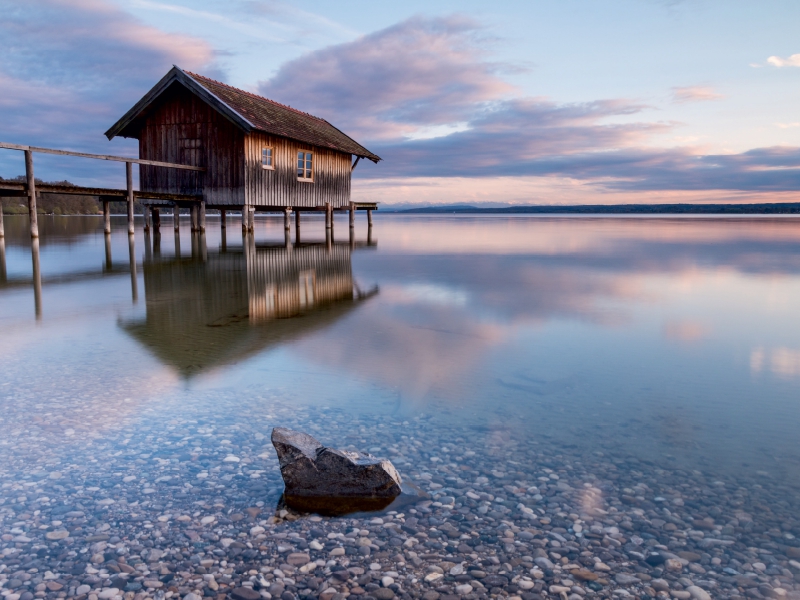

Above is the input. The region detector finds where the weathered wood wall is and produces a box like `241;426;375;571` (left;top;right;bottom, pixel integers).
243;132;352;209
138;83;245;205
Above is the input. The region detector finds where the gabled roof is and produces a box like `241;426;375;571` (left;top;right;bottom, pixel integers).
105;66;381;163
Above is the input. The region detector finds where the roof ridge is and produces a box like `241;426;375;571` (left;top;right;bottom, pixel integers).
184;70;328;124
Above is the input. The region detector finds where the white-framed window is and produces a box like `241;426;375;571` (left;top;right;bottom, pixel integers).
261;147;274;170
297;150;313;181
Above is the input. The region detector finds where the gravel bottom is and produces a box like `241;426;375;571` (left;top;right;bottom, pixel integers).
1;392;800;600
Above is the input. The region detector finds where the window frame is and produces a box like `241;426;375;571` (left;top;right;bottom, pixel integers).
297;149;314;182
261;146;274;170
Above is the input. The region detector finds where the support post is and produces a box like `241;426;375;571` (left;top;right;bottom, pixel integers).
153;208;160;230
284;206;291;230
25;150;39;238
190;204;199;232
199;201;206;232
128;232;137;303
367;209;373;227
221;227;227;252
349;223;355;250
153;230;161;258
349;201;355;229
144;230;152;263
126;161;134;235
284;227;292;250
200;232;207;262
173;205;180;232
242;206;248;235
143;205;151;232
0;200;4;238
103;201;111;234
220;209;226;229
31;238;41;320
295;210;301;244
104;232;112;271
326;226;332;253
325;202;332;229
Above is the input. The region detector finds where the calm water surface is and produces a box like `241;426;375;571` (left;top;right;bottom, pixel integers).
1;214;799;600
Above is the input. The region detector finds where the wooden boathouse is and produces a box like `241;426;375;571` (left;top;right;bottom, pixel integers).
105;66;381;232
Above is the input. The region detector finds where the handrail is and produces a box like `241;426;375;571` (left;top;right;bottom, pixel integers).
0;142;205;171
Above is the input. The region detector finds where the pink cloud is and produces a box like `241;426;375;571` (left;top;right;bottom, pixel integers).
671;85;724;103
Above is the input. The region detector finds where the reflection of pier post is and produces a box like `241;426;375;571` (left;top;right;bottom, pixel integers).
0;237;6;282
173;205;180;232
349;201;355;230
200;233;207;262
221;227;227;252
104;233;113;270
220;209;227;229
152;208;161;231
349;224;355;250
143;205;151;232
174;230;181;259
191;232;199;260
326;227;332;253
153;230;161;258
367;225;373;246
0;202;4;238
128;234;138;303
31;238;42;320
295;210;301;244
144;230;152;263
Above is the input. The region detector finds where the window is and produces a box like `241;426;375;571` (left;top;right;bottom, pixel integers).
297;150;313;181
261;147;274;169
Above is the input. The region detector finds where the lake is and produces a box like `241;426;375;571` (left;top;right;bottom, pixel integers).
1;214;799;600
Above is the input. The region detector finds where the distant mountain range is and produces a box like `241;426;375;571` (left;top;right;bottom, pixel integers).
381;203;800;214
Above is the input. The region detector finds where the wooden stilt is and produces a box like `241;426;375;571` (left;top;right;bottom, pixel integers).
221;227;227;252
242;206;248;234
143;205;151;232
199;201;206;232
191;232;199;259
128;232;137;303
200;232;207;262
25;150;39;239
349;223;355;250
284;206;291;230
173;204;180;232
248;206;255;232
153;208;160;230
31;238;42;320
190;205;199;232
0;201;4;238
367;224;373;246
103;201;111;234
284;227;292;250
325;202;332;229
349;201;355;229
295;209;301;244
126;161;134;235
153;230;161;257
326;227;332;252
174;229;181;259
104;232;112;270
220;209;227;229
367;209;373;227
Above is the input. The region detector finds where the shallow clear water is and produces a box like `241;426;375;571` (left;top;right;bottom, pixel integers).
1;214;800;600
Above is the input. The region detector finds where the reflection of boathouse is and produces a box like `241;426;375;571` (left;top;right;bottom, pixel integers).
123;240;376;377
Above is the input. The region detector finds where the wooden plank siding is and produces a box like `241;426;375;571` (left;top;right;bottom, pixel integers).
243;132;352;209
138;83;245;205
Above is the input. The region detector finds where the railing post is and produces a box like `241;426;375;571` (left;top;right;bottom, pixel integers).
25;150;39;238
126;161;134;235
103;201;111;234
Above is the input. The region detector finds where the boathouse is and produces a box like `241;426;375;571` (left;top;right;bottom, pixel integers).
105;66;380;230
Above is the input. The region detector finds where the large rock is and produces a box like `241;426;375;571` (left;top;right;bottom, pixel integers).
272;427;403;499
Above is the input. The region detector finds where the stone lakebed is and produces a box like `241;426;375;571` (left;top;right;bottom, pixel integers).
1;397;800;600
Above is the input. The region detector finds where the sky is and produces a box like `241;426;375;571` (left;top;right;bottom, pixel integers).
1;0;799;205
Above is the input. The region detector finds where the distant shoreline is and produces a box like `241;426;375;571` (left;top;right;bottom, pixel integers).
386;203;800;215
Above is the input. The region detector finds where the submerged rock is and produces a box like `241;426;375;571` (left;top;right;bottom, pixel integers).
271;427;403;499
